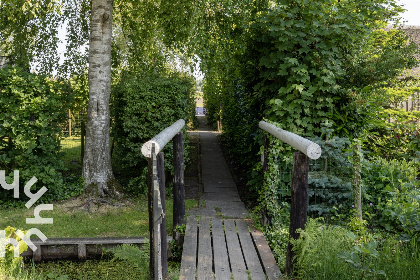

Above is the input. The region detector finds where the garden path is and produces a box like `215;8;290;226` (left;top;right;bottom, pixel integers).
180;117;281;280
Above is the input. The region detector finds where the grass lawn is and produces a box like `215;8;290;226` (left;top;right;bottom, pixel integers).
60;136;83;174
61;136;82;162
0;135;199;237
0;196;198;238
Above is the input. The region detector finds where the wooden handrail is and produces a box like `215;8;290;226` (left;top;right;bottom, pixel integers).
259;121;321;159
142;119;186;280
259;120;322;277
142;119;185;157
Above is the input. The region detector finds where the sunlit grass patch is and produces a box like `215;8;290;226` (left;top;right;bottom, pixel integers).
1;196;198;238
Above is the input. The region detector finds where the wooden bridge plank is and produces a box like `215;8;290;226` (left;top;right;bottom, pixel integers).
250;226;282;280
197;219;213;280
236;220;266;280
224;219;247;280
212;219;231;280
180;216;198;280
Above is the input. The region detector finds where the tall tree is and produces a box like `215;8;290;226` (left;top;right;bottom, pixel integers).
82;0;118;196
0;0;62;73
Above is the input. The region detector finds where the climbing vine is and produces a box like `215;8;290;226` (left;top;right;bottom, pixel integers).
194;0;418;222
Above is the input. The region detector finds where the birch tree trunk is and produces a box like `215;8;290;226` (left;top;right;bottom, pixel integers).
83;0;117;196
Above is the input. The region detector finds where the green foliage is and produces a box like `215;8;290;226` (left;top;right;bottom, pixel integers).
261;204;290;270
169;224;186;262
35;259;149;280
290;218;420;279
68;72;89;113
0;67;69;207
0;226;28;274
109;242;150;277
111;72;195;194
360;82;420;160
291;218;354;279
59;0;90;77
0;0;63;74
195;0;418;229
338;232;385;279
362;157;420;234
307;122;353;218
111;0;200;76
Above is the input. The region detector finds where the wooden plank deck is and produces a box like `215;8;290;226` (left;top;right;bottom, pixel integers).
180;217;282;280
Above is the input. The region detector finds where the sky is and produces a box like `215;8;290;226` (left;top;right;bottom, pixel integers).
399;0;420;25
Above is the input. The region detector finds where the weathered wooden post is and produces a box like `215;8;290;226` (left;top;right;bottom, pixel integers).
352;140;363;222
258;121;321;277
261;134;271;226
157;153;168;279
173;131;185;241
147;145;160;280
147;150;153;278
142;119;186;280
81;121;85;163
68;109;72;137
285;152;309;275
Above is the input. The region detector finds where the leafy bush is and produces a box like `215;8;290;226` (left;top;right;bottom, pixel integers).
290;218;420;279
111;72;195;194
200;0;418;227
109;242;149;278
291;218;354;279
0;67;69;207
361;83;420;160
0;226;29;275
363;157;420;234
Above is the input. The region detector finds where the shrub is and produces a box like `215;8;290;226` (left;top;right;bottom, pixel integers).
109;243;149;277
0;67;69;207
291;218;420;279
362;157;420;234
291;218;354;279
111;72;195;194
0;226;29;275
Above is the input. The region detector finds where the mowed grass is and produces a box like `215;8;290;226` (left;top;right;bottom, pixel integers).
60;136;83;174
0;197;198;238
1;136;199;238
61;136;82;162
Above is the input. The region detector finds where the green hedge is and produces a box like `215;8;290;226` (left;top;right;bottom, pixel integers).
0;67;69;207
111;72;195;194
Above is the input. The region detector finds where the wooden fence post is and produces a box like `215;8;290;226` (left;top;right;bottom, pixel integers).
285;152;309;276
148;150;155;280
173;132;185;240
157;153;168;279
141;119;186;280
81;121;85;163
262;134;271;226
353;141;362;221
68;109;72;137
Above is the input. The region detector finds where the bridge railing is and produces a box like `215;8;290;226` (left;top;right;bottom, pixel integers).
259;121;322;277
142;119;186;280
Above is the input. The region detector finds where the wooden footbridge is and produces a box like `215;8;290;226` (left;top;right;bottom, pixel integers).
142;117;320;279
180;217;280;280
